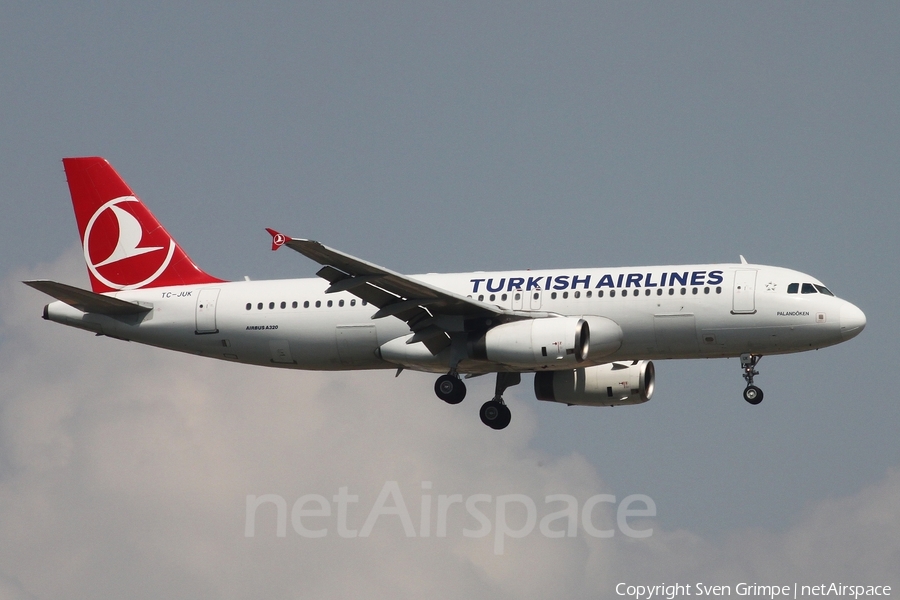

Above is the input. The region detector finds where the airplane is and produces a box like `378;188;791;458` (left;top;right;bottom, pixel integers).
24;157;867;430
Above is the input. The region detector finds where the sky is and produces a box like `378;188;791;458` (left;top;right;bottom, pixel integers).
1;3;899;598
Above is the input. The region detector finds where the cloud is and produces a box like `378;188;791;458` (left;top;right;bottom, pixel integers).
1;249;897;599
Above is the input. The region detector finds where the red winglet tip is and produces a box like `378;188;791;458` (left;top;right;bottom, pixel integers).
266;228;290;251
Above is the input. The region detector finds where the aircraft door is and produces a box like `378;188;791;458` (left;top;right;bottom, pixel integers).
529;289;542;310
512;288;524;311
195;288;220;334
732;270;757;314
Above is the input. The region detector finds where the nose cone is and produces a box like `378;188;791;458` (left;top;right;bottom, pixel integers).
840;302;866;341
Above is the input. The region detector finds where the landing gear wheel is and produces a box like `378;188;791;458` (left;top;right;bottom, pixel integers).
477;373;519;429
480;400;511;430
435;374;466;404
739;354;764;405
743;385;763;405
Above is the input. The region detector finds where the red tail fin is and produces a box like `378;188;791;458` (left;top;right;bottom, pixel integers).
63;157;224;292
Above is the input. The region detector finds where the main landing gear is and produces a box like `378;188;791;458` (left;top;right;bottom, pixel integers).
479;373;519;430
433;371;520;430
434;373;466;404
741;353;764;405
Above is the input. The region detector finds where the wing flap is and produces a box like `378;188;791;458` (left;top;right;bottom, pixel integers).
325;275;384;294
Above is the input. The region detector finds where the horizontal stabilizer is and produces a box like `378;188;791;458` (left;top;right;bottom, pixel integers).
22;280;151;315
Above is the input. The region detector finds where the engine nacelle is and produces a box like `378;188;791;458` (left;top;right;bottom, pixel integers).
579;316;625;361
472;316;623;369
472;317;588;368
534;361;655;406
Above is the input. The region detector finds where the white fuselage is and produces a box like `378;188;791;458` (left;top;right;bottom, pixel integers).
44;262;863;374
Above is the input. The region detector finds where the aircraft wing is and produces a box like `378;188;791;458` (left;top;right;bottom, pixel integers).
266;229;511;352
23;280;151;315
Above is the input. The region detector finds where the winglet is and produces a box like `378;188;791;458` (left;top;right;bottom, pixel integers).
266;228;291;251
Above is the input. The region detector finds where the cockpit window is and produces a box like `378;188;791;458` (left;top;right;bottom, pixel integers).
789;282;834;296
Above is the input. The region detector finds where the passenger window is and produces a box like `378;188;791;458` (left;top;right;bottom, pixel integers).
489;294;496;301
598;290;604;298
280;301;286;309
788;283;799;294
351;299;356;306
692;288;698;295
478;295;484;301
315;300;321;308
586;291;592;298
269;302;275;309
704;287;710;294
562;292;568;299
680;288;687;295
327;300;333;307
802;283;817;294
304;301;309;308
574;291;580;299
533;292;540;300
551;292;557;299
657;289;663;296
814;285;834;296
502;294;508;301
515;293;521;300
339;299;345;307
257;303;263;310
245;303;251;310
668;289;674;296
716;287;722;294
292;301;298;308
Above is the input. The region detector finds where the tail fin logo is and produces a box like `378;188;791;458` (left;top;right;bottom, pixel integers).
83;196;176;290
266;228;291;251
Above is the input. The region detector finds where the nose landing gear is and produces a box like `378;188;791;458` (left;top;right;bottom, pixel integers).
740;353;764;405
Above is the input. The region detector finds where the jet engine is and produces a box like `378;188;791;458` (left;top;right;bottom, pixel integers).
534;361;655;406
471;316;623;369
